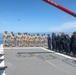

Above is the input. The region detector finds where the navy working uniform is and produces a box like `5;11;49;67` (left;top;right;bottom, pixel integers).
61;33;66;52
52;33;57;51
73;32;76;57
65;35;71;55
70;34;74;53
47;34;51;50
56;34;61;52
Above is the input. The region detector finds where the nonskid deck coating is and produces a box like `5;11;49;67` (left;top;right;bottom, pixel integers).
3;47;76;75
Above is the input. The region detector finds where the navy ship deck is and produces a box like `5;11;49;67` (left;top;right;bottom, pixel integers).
0;46;76;75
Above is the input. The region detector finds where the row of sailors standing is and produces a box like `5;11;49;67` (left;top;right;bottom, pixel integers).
47;32;76;57
3;31;47;47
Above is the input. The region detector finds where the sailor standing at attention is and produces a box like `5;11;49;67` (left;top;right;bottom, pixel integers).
22;34;24;46
28;34;31;46
34;34;36;47
30;35;32;47
47;34;51;50
43;34;47;46
31;35;34;47
11;34;15;47
23;33;26;46
33;34;35;46
16;33;20;46
9;32;13;46
36;34;40;47
35;34;37;47
41;34;44;47
25;33;28;47
26;34;30;47
19;33;22;47
3;31;9;46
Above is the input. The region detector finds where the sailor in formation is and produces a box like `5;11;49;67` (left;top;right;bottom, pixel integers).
9;32;13;46
19;33;22;47
3;32;47;47
3;31;76;57
41;34;44;46
36;34;40;47
3;31;9;46
23;33;26;46
11;34;15;47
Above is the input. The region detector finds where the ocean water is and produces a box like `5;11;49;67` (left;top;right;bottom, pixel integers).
0;33;3;44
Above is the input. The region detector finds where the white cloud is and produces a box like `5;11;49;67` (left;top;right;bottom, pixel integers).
49;21;76;32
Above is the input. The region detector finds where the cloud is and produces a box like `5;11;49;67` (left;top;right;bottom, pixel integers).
49;21;76;32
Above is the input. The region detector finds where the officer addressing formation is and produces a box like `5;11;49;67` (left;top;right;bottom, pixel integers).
3;31;76;57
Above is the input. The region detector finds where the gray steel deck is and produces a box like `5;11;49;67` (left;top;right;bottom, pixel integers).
1;47;76;75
